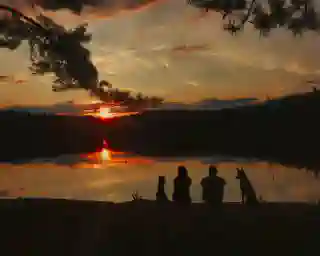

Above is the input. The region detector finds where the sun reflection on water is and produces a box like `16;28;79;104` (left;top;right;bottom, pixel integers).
82;143;154;168
83;140;128;168
100;148;112;161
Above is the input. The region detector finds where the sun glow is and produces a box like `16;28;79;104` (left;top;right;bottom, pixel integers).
81;139;156;168
83;105;140;119
83;106;115;119
98;107;113;119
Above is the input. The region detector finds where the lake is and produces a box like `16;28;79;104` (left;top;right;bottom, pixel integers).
0;148;319;203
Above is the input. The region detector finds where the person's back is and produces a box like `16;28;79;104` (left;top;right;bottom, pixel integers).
173;166;192;204
201;166;226;205
211;175;226;204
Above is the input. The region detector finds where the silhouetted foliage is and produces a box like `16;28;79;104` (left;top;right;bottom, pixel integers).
0;5;102;93
0;5;164;108
188;0;320;36
98;86;164;109
132;191;143;201
1;1;319;106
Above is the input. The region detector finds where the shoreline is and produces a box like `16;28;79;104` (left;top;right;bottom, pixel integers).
1;198;319;255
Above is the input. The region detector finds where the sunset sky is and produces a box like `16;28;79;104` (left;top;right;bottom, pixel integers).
1;0;320;106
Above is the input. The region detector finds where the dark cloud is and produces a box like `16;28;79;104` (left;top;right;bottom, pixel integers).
32;0;162;15
0;75;11;81
0;75;27;84
1;101;83;115
160;97;259;110
33;0;92;13
171;44;211;53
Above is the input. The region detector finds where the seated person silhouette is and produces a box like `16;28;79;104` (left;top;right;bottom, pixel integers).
172;166;192;204
156;176;168;202
201;165;226;206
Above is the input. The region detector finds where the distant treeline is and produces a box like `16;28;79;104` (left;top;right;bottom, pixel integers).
0;111;106;161
1;91;320;175
105;90;320;174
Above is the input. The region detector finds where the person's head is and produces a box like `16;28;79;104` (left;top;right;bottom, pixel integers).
177;165;188;178
209;165;218;176
158;176;166;185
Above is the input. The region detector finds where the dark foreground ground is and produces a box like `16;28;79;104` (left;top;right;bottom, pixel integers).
0;198;319;255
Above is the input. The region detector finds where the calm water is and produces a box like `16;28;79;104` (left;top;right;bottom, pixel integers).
0;149;319;203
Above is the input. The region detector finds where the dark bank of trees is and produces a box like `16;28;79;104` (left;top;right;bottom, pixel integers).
1;90;320;174
0;111;105;161
104;90;320;175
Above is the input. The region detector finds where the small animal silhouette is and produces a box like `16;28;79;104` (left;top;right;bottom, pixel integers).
236;168;259;205
156;176;169;202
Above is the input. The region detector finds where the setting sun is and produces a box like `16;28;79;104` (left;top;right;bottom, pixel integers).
83;104;140;119
98;107;113;119
83;106;115;119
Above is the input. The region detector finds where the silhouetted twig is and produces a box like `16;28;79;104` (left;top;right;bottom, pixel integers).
188;0;320;36
132;191;143;201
